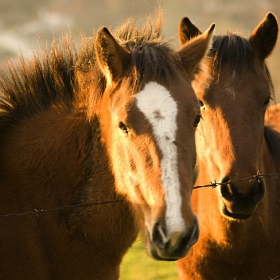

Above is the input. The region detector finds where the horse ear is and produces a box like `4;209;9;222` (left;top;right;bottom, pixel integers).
95;27;131;85
177;23;215;80
249;12;278;60
178;17;202;45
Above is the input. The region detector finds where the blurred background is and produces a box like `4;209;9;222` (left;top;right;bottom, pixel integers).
0;0;279;101
0;1;279;279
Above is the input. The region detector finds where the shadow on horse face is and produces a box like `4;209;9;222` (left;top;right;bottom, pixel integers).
178;13;278;220
94;23;215;260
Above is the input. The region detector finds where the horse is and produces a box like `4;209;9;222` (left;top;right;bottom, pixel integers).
177;12;280;279
0;13;215;280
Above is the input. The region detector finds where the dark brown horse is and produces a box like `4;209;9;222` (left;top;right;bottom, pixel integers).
177;13;280;279
0;13;215;280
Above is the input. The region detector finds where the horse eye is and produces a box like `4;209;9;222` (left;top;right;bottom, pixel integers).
119;122;129;133
263;96;272;108
193;114;202;127
199;100;206;110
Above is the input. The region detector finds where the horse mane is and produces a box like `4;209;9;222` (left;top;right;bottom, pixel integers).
209;33;274;93
0;34;77;127
264;126;280;158
0;11;179;127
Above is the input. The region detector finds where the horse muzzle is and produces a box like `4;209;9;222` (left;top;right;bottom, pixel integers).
220;176;265;219
146;217;199;261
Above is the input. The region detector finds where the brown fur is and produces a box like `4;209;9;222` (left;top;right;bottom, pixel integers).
177;12;280;279
0;12;214;280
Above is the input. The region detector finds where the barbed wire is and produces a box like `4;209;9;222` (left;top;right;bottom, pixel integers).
0;200;123;218
193;172;280;189
0;172;280;218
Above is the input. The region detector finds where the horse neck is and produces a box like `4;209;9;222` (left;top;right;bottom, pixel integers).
0;108;138;275
260;127;280;222
0;107;136;232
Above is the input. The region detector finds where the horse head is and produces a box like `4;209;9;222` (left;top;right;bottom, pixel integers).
94;20;214;259
178;13;278;219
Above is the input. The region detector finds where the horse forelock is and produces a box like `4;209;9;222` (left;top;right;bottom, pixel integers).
210;34;255;77
116;13;183;90
205;33;275;97
74;10;179;114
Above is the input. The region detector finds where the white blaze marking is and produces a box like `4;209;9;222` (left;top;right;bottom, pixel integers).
135;81;185;235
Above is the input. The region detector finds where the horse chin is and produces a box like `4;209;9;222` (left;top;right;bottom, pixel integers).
222;207;251;220
146;241;193;261
221;204;252;220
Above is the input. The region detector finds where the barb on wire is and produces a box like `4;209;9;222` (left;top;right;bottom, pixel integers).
193;172;280;190
0;200;123;218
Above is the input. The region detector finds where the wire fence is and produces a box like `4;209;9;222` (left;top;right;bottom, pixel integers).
0;172;280;218
0;200;123;218
193;172;280;189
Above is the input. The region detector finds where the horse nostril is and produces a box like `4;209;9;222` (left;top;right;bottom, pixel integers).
221;175;265;202
222;176;230;184
183;218;199;247
220;176;235;201
253;178;265;202
152;222;167;249
152;219;199;249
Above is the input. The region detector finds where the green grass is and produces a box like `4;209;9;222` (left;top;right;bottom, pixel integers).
120;238;178;280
